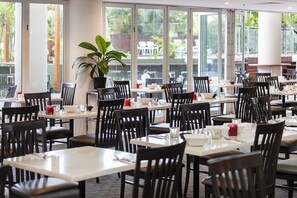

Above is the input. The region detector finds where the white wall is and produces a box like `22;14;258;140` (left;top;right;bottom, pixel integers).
67;0;102;135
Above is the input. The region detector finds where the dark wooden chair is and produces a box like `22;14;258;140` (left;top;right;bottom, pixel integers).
180;103;241;197
113;80;131;98
251;96;272;124
1;120;79;198
249;82;286;118
132;141;186;198
97;87;120;100
150;92;193;134
207;151;266;198
193;76;209;94
212;87;256;125
162;83;183;103
161;83;183;123
54;82;76;126
60;83;76;106
2;105;39;123
276;157;297;198
256;72;271;82
70;98;124;148
24;92;73;150
0;166;8;198
114;108;150;198
203;121;285;198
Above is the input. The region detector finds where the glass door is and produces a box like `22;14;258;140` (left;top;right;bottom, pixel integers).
104;5;132;82
28;2;64;92
137;6;164;92
169;9;188;89
0;2;22;97
192;11;220;83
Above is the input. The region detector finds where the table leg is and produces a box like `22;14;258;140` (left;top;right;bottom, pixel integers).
79;181;86;198
193;156;200;198
70;119;74;133
282;95;285;107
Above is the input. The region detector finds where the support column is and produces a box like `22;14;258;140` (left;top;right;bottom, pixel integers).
258;12;281;75
67;0;102;135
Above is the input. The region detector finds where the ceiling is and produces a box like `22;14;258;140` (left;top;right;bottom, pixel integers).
105;0;297;13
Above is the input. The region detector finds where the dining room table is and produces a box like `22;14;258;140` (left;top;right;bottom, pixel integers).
269;88;297;107
0;94;63;107
3;146;139;198
131;87;164;98
130;121;297;198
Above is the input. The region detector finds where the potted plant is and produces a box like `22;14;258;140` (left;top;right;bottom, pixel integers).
73;35;127;89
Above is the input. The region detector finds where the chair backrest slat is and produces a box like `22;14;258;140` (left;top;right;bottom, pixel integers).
24;92;52;111
236;87;256;122
61;83;76;106
252;121;284;196
162;83;183;103
97;87;120;100
133;142;186;198
115;108;149;153
193;76;210;94
170;92;194;128
95;98;124;147
2;106;39;123
208;151;266;198
113;80;131;98
251;96;272;124
180;103;211;131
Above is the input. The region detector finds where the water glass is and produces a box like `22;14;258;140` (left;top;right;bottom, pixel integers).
220;92;225;99
170;127;180;139
80;104;87;112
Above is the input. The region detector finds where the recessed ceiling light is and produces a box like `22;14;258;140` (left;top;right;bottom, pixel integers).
288;6;293;10
225;2;230;5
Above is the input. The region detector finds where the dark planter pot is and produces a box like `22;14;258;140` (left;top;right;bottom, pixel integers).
93;77;107;89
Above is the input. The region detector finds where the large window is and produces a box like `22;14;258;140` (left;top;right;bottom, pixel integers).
192;11;220;81
104;4;225;90
137;7;164;88
0;2;22;97
169;9;188;87
29;3;64;93
105;6;132;81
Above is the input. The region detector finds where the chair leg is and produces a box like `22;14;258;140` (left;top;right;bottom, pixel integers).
288;180;294;198
205;185;211;198
96;177;100;183
183;155;191;197
49;140;53;151
120;173;126;198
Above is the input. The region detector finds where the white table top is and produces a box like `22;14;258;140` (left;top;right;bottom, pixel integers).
131;88;164;94
210;83;243;88
0;97;62;104
131;123;297;157
270;89;297;96
194;97;237;104
124;102;171;111
3;146;137;182
38;110;98;119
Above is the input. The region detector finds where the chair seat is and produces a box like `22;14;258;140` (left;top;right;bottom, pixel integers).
11;177;78;197
43;126;73;139
212;114;235;125
202;150;243;160
281;139;297;147
277;158;297;175
70;134;96;147
69;134;118;148
149;123;170;134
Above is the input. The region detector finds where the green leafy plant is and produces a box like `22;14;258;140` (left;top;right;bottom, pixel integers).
73;35;127;78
